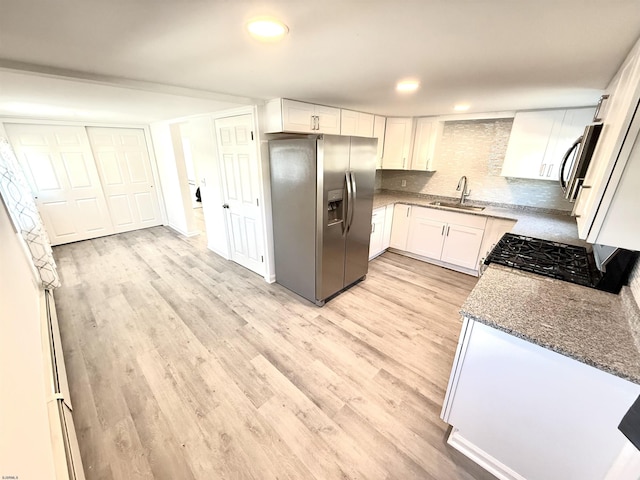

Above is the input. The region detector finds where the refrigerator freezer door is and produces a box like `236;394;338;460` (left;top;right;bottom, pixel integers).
269;137;318;302
344;136;377;286
317;135;350;301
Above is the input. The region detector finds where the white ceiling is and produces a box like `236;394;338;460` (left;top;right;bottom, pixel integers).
1;1;640;122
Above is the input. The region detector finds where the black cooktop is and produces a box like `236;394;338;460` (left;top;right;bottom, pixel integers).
484;233;600;287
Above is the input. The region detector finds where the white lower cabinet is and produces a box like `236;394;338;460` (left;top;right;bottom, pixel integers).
386;203;508;274
401;205;487;273
439;223;485;270
389;203;411;249
369;204;394;260
406;211;446;259
442;318;640;480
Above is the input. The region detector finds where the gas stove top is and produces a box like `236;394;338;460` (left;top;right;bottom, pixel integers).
484;233;599;287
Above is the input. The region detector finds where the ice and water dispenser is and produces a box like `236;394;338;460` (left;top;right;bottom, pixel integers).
327;189;344;226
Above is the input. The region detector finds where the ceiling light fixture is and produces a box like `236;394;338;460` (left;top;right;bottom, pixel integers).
247;18;289;40
454;104;471;112
396;80;420;93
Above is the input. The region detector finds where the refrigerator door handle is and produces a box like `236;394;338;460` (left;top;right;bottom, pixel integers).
344;171;352;236
348;171;357;233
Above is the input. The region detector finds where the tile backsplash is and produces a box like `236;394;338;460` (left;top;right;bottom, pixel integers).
380;118;575;211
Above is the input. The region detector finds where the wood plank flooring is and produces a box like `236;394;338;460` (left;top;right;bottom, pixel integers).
52;225;497;480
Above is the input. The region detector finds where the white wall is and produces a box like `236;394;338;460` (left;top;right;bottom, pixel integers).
0;197;57;479
182;116;230;258
149;121;197;236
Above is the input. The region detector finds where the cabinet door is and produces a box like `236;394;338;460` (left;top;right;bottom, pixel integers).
501;110;565;180
544;107;595;180
341;109;359;136
447;320;640;480
369;208;385;259
373;115;386;169
382;204;394;249
406;206;446;259
356;112;374;137
316;105;341;134
411;117;441;171
389;203;411;249
281;99;315;133
341;110;374;137
440;223;484;270
382;117;413;169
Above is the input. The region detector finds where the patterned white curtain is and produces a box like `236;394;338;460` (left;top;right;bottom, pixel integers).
0;136;60;289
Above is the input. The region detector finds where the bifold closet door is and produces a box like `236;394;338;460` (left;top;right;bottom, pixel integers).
5;124;115;246
86;127;162;233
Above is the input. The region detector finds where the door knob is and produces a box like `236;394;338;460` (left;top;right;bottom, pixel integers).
222;203;229;209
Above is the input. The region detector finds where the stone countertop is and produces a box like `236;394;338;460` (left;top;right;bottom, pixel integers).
461;265;640;384
373;191;585;246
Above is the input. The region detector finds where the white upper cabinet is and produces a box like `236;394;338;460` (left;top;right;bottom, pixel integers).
373;115;386;169
381;117;414;170
340;109;374;137
264;99;341;134
574;37;640;249
410;117;442;171
501;107;595;181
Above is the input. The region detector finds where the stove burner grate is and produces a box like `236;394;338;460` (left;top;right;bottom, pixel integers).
484;233;599;287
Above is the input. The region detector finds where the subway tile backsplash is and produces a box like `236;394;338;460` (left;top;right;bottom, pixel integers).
380;118;575;211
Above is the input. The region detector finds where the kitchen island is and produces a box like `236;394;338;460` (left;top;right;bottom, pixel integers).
440;264;640;480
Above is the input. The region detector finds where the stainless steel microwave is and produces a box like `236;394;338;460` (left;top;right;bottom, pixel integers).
559;122;603;201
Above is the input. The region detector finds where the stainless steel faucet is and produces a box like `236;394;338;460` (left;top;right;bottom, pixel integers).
456;176;471;204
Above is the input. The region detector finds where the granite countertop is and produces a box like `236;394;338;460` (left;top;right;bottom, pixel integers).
373;190;585;246
461;265;640;384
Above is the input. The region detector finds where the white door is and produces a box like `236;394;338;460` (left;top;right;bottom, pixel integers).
5;124;114;246
440;223;484;270
214;114;264;275
87;127;162;233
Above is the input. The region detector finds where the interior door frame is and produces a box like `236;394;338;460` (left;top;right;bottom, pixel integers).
0;117;168;228
211;105;274;283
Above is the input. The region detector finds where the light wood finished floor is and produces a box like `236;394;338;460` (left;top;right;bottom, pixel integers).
53;225;497;480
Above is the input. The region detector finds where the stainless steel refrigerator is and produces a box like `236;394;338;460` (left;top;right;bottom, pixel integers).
269;134;376;305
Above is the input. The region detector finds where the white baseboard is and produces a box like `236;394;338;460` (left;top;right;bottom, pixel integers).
207;243;230;260
166;224;200;237
266;273;276;284
387;248;479;277
447;429;527;480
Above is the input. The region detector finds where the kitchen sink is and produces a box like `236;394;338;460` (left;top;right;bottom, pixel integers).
428;201;485;212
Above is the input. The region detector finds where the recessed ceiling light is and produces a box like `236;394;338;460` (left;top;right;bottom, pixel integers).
396;80;420;93
454;104;471;111
247;18;289;40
